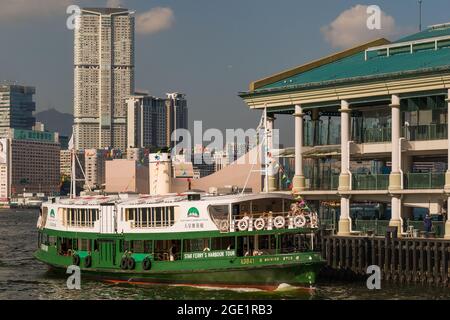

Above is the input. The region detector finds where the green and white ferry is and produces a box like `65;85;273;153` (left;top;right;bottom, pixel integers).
35;192;324;288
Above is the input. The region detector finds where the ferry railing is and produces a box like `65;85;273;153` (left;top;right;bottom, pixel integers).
230;210;318;232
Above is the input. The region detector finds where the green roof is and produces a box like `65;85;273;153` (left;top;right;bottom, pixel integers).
245;24;450;95
396;24;450;43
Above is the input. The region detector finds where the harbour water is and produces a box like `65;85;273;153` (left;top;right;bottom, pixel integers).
1;209;449;300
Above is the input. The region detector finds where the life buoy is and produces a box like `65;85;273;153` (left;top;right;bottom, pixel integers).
127;257;136;270
219;220;229;232
120;257;128;270
294;215;306;228
142;257;152;271
273;216;286;229
237;218;249;231
84;255;92;268
254;218;265;231
72;254;80;266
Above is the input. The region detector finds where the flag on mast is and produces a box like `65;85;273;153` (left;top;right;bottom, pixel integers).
68;134;74;150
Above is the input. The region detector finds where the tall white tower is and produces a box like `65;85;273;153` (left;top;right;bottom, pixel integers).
73;8;135;151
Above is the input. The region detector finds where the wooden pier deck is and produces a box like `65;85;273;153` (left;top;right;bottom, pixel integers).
318;232;450;287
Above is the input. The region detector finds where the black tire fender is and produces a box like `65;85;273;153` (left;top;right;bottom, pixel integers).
142;257;152;271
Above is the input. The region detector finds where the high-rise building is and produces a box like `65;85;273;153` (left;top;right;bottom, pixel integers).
0;128;60;200
0;85;36;137
166;93;188;149
126;93;188;149
73;8;135;151
126;94;167;149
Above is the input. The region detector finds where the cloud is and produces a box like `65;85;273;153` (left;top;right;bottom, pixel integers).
0;0;72;21
321;5;408;49
136;7;174;35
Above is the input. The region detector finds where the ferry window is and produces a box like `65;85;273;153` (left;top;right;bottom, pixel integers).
76;239;91;251
256;235;276;255
184;238;209;252
154;240;181;261
280;233;307;253
40;233;49;246
208;205;229;229
48;236;57;246
58;237;73;256
211;237;234;251
65;208;99;228
125;207;176;228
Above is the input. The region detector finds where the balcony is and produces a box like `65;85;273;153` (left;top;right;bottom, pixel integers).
306;173;340;191
349;123;448;145
404;172;445;189
403;124;447;141
354;127;391;143
352;174;390;190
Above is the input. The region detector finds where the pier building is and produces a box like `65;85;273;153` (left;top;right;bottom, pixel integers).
239;23;450;238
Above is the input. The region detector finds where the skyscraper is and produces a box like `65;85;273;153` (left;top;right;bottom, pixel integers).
73;8;135;151
0;85;36;138
126;94;167;149
166;93;188;149
126;93;188;150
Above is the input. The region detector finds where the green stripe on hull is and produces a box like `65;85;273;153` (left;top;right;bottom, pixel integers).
35;249;324;286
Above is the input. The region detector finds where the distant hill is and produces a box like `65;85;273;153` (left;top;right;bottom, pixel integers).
35;108;73;136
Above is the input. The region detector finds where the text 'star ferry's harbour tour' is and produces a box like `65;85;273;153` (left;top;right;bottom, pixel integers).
34;192;324;289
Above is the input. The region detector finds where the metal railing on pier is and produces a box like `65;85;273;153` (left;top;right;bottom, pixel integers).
353;219;390;236
354;127;391;143
404;172;445;189
403;124;447;141
352;174;390;190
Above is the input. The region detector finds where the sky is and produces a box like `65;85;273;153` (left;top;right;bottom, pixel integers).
0;0;449;146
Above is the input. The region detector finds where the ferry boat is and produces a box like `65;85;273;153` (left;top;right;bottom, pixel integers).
34;192;325;288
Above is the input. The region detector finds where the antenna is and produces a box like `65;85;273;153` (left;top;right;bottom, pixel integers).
419;0;423;31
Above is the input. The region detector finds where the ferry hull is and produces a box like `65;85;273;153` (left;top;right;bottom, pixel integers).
35;250;324;287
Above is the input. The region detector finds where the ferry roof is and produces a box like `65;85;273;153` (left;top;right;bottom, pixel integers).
50;193;294;206
240;24;450;96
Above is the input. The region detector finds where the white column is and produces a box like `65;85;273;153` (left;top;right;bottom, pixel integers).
390;196;402;236
338;196;351;235
338;100;350;191
292;104;305;192
389;94;402;190
337;100;351;235
266;115;277;192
